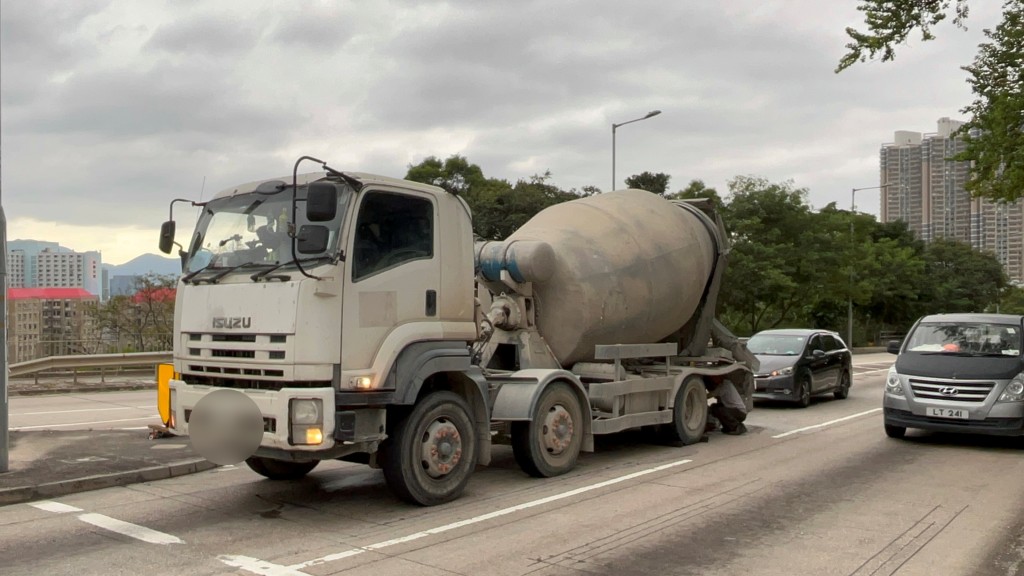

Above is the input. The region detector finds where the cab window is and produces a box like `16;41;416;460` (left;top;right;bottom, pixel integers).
352;192;434;281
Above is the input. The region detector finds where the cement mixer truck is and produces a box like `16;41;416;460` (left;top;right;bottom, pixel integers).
156;156;757;505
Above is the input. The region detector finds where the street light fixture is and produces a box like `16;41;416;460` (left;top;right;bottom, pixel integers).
848;183;895;347
612;110;662;191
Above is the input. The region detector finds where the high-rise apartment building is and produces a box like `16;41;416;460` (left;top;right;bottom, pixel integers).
880;118;1024;283
7;240;103;298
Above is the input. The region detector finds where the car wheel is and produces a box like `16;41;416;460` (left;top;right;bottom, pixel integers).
884;423;906;439
834;370;851;400
795;372;811;408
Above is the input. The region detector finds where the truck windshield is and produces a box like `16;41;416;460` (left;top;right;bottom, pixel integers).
905;322;1021;356
183;181;353;276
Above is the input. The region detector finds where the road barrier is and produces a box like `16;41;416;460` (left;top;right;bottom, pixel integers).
9;352;172;384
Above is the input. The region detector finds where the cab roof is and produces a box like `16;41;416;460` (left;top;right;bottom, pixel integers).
918;313;1024;324
208;171;445;201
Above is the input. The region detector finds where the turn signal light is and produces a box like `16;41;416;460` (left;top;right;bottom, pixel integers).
305;428;324;444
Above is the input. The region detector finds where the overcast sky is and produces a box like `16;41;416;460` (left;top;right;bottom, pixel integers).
0;0;998;264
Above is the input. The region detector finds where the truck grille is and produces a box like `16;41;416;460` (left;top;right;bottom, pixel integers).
908;378;994;403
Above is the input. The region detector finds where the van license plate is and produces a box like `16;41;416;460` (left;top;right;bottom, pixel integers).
927;407;968;419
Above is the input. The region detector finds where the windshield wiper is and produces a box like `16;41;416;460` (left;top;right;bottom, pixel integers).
182;264;217;285
250;256;333;282
206;262;273;284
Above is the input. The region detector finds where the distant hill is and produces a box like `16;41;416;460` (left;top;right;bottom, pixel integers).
104;253;181;277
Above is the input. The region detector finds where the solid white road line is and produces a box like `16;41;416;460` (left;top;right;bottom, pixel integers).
220;457;696;575
772;408;883;439
78;513;184;545
29;501;83;514
11;416;159;431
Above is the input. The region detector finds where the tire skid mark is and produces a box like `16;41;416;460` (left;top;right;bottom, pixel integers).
848;504;968;576
523;478;767;574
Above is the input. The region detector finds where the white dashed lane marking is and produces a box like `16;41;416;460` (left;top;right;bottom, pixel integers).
29;500;184;545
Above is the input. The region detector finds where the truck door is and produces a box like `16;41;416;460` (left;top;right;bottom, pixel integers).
341;189;440;378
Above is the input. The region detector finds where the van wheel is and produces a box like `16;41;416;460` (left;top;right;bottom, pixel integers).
381;391;477;506
245;457;320;480
662;377;708;445
884;423;907;439
512;382;583;478
834;371;851;400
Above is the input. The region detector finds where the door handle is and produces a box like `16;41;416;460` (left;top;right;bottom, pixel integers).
425;290;437;317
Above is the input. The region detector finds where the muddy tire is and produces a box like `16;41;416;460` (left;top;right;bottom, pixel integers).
381;391;477;506
512;382;584;478
663;377;709;445
245;457;320;480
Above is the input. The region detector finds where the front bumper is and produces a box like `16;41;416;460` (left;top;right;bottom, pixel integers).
169;381;340;451
883;407;1024;437
752;375;798;401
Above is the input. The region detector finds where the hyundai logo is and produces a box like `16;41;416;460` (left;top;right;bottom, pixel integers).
940;387;959;397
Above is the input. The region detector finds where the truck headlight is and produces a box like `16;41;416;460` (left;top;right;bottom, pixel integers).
998;375;1024;403
885;367;904;396
290;399;324;445
770;367;793;377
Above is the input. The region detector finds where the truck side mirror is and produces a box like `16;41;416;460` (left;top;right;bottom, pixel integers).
887;340;902;355
159;221;176;254
306;182;338;222
296;225;330;254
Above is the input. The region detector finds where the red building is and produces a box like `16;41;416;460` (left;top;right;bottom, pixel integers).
8;287;98;363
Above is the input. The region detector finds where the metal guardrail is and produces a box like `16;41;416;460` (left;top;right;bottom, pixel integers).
9;351;172;381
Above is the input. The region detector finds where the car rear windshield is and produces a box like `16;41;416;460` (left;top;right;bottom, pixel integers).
905;322;1021;356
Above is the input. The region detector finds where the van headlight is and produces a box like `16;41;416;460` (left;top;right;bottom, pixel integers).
290;399;324;445
998;375;1024;403
885;367;904;396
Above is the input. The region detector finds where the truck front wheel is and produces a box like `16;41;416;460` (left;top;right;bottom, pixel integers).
512;382;583;478
245;457;320;480
382;391;478;506
663;377;708;445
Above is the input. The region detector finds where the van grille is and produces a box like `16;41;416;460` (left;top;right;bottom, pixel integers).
908;378;994;403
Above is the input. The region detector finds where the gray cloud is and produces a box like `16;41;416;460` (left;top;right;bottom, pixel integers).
0;0;1001;253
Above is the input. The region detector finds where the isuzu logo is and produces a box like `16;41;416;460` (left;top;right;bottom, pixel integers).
940;387;959;397
212;317;251;329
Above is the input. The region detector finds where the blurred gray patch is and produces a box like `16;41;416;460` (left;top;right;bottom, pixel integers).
189;389;264;465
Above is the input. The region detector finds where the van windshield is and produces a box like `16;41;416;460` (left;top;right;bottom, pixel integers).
905;322;1021;356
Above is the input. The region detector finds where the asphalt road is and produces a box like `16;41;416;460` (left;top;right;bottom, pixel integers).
2;353;1023;576
8;390;160;431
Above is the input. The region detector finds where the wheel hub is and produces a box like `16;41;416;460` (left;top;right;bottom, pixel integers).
541;405;574;455
421;418;462;478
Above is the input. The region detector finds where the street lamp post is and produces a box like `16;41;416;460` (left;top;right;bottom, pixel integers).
848;183;894;347
612;110;662;191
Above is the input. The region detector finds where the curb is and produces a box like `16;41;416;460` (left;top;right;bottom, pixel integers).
0;458;218;506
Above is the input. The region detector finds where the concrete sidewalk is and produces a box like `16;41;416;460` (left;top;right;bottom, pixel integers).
0;428;214;506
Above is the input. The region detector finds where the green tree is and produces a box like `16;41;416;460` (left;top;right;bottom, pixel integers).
669;179;722;203
837;0;1024;201
86;274;176;352
624;171;671;195
920;238;1006;312
718;176;817;333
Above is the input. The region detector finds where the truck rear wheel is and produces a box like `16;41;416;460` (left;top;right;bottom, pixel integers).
512;382;583;478
245;457;320;480
663;377;708;445
382;391;478;506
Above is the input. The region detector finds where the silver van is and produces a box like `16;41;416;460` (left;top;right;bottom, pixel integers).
884;313;1024;439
